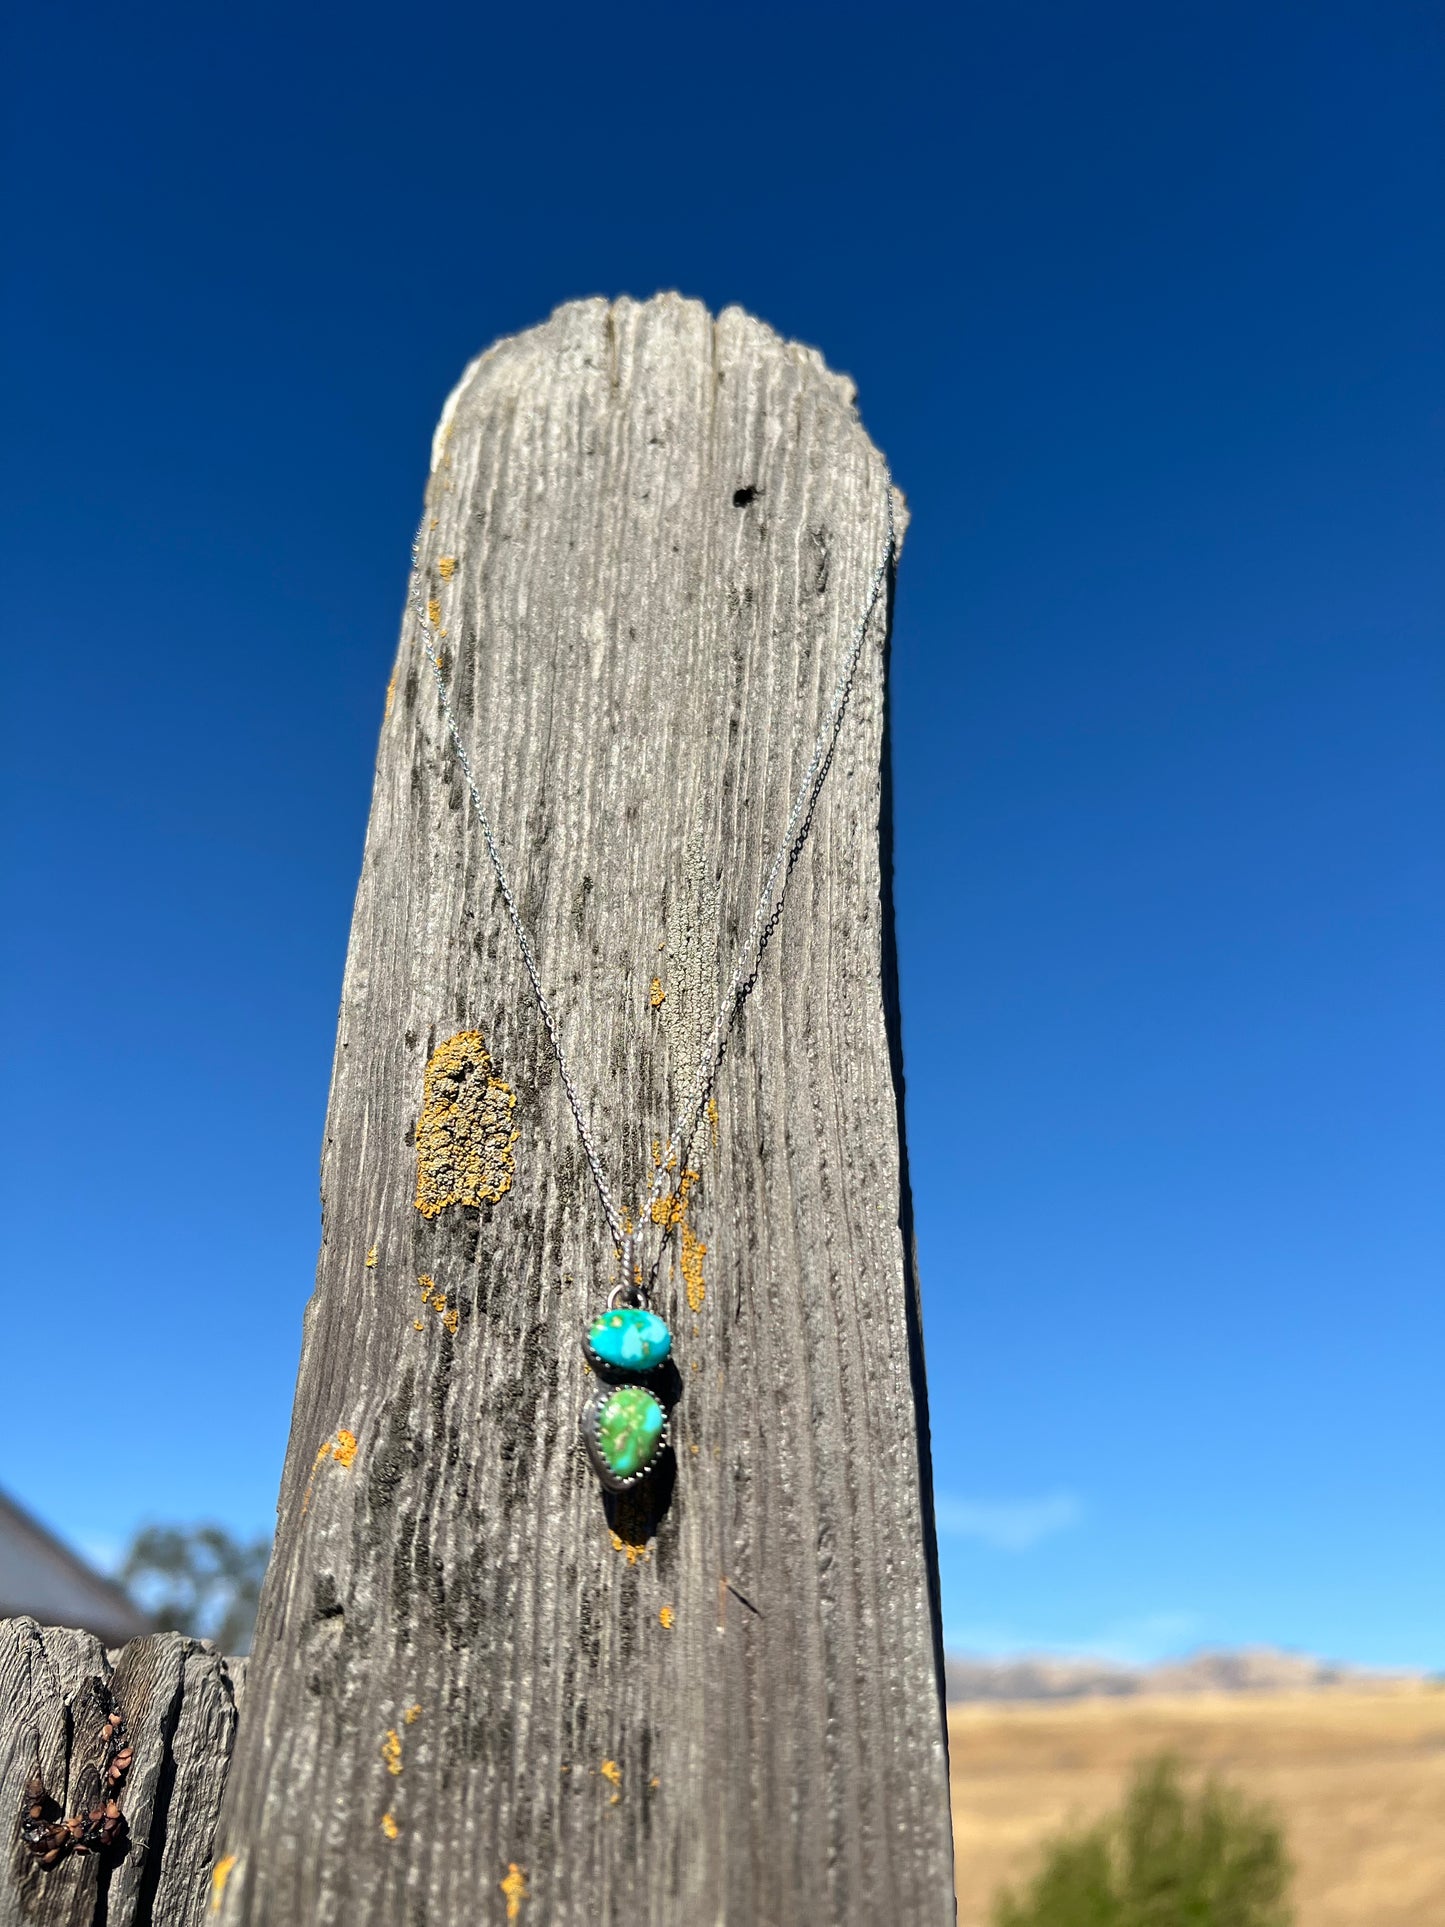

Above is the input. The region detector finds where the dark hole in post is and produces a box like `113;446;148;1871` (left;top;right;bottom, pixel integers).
732;485;760;507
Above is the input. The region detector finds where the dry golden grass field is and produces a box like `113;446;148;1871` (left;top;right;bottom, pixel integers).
948;1686;1445;1927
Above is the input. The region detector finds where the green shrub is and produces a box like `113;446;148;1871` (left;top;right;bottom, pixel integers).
991;1754;1294;1927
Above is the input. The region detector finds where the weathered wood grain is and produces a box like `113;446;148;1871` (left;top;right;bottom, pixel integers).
215;294;954;1925
0;1619;243;1927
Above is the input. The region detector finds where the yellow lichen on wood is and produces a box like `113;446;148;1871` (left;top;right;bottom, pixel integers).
332;1429;357;1468
500;1863;527;1919
659;1605;675;1630
707;1095;719;1147
649;1165;697;1229
404;1703;422;1725
599;1759;621;1787
643;1150;707;1303
416;1272;460;1334
365;1245;378;1268
437;555;456;579
414;1030;518;1217
680;1221;707;1311
426;597;442;626
648;976;665;1009
381;1728;402;1776
608;1529;649;1567
211;1852;238;1913
380;1812;399;1840
384;669;397;719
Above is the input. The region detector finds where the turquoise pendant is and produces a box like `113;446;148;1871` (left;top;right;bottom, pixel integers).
582;1383;669;1491
584;1304;672;1377
580;1292;675;1489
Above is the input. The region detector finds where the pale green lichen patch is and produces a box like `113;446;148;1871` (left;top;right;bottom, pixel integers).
414;1030;518;1218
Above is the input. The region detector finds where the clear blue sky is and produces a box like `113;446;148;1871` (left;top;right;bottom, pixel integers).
3;0;1440;1669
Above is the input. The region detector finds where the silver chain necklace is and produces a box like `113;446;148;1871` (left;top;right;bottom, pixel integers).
412;474;895;1490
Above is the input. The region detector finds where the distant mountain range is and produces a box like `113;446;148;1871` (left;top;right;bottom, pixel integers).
945;1646;1424;1702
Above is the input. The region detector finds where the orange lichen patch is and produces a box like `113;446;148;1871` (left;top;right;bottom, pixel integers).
648;976;665;1009
680;1221;707;1312
414;1031;518;1217
608;1529;649;1567
211;1852;238;1912
365;1245;379;1268
380;1811;400;1840
659;1605;675;1630
707;1096;719;1147
500;1863;527;1919
416;1274;460;1335
404;1703;422;1725
426;597;442;626
437;555;456;579
306;1426;357;1513
599;1759;622;1788
381;1729;403;1776
413;1319;425;1331
649;1165;698;1230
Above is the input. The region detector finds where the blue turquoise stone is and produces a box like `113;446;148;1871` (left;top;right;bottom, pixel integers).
585;1305;672;1372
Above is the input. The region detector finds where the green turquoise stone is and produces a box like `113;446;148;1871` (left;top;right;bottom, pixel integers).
596;1385;666;1479
586;1305;672;1372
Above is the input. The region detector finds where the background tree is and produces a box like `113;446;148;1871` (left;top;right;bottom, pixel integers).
118;1524;271;1653
993;1754;1294;1927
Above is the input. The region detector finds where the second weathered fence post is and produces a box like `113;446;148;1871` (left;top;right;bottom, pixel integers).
214;294;955;1925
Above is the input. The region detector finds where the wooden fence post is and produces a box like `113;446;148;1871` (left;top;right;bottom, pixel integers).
0;1620;243;1927
5;294;956;1926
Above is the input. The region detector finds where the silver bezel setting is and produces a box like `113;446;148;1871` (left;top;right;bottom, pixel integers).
581;1386;669;1493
